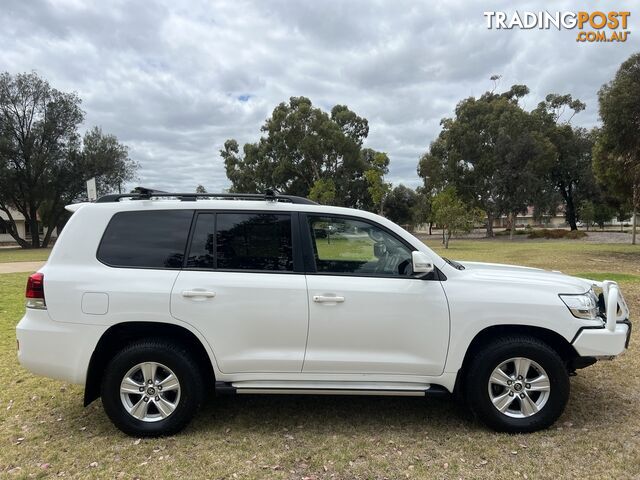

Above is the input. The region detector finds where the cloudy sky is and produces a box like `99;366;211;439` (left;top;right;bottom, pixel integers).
1;0;637;192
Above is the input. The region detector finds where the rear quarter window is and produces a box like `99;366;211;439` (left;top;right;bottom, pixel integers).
97;210;194;269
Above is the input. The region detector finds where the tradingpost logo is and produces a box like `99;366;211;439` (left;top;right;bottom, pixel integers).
483;11;631;43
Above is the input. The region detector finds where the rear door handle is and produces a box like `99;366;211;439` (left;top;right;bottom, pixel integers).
313;295;345;303
182;290;216;298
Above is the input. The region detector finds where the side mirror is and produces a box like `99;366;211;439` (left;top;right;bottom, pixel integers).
412;251;434;276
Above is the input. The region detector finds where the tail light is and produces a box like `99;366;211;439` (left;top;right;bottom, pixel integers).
25;272;46;309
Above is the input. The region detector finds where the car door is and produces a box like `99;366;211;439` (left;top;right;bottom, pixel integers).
171;211;309;373
301;214;450;376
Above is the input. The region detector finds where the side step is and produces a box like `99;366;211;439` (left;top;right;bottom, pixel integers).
214;381;449;398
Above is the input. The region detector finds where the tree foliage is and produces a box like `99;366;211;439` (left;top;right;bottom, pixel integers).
418;84;554;237
0;72;137;248
412;186;433;232
532;95;594;230
579;200;595;231
432;186;483;248
363;149;391;214
222;97;387;210
383;184;417;227
593;53;640;244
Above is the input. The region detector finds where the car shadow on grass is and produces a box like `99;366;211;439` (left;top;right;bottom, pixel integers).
78;371;632;439
194;394;471;435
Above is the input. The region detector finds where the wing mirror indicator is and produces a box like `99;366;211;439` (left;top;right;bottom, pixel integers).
412;251;434;276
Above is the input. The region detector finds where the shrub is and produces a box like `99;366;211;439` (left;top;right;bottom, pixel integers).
528;229;588;239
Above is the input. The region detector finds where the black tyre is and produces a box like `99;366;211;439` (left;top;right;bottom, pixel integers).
101;339;205;437
465;335;570;433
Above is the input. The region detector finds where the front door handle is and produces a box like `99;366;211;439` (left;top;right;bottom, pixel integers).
313;295;345;303
182;290;216;298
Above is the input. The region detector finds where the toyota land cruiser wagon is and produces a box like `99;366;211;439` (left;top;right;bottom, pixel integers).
16;190;632;437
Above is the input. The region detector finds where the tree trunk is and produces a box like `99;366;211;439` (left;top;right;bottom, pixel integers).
0;218;29;248
632;183;638;245
41;214;62;248
442;228;445;245
509;212;515;240
444;229;450;249
41;202;64;248
428;222;432;235
558;182;578;231
565;193;578;230
486;212;494;238
28;204;41;248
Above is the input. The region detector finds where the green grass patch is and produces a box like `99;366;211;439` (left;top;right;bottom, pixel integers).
573;272;640;283
0;247;51;263
315;236;376;261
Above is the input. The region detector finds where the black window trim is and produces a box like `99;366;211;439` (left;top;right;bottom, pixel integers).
300;212;442;280
183;210;215;270
96;209;196;271
95;208;441;279
182;209;303;274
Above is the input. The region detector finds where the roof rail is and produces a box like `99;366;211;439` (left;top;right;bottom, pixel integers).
95;187;317;205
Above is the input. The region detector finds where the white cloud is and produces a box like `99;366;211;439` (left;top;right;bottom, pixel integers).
0;0;637;192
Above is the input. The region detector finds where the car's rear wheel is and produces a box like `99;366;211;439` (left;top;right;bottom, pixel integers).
101;339;205;437
465;335;570;433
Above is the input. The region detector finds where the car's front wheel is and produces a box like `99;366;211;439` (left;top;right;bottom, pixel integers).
101;339;205;437
465;335;570;433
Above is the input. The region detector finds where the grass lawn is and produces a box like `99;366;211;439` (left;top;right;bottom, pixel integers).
1;241;639;478
0;248;52;263
315;236;377;261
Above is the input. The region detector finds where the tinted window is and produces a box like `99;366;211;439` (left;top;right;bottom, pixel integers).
98;210;193;268
308;215;412;276
215;213;293;271
186;213;215;268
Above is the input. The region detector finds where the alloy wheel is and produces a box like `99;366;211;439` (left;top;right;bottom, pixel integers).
119;362;181;422
487;357;551;418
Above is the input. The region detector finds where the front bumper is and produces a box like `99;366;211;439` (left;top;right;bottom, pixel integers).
16;308;107;385
571;320;631;358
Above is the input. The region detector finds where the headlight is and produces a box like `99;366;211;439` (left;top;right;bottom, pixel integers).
559;291;599;320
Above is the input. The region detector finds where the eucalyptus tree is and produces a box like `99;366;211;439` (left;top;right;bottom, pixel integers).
0;72;136;248
222;97;386;210
593;53;640;244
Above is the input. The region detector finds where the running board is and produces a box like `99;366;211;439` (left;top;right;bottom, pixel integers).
214;381;449;398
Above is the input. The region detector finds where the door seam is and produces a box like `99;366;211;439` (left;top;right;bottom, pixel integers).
300;274;311;372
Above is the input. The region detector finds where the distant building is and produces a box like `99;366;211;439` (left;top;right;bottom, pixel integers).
0;208;57;244
492;206;634;229
493;206;566;228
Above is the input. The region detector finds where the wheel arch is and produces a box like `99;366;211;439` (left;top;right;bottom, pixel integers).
453;324;578;395
84;321;215;406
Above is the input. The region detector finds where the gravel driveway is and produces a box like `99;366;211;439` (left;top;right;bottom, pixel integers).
0;261;45;274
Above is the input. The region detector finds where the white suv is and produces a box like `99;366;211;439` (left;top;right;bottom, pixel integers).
16;190;631;436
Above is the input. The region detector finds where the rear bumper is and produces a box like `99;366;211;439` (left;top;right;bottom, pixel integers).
16;309;107;385
571;320;631;358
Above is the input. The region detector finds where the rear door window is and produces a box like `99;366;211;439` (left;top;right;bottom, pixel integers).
187;212;293;271
98;210;193;268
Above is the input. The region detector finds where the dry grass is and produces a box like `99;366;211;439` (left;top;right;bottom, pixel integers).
0;248;52;263
527;229;588;240
1;241;640;479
